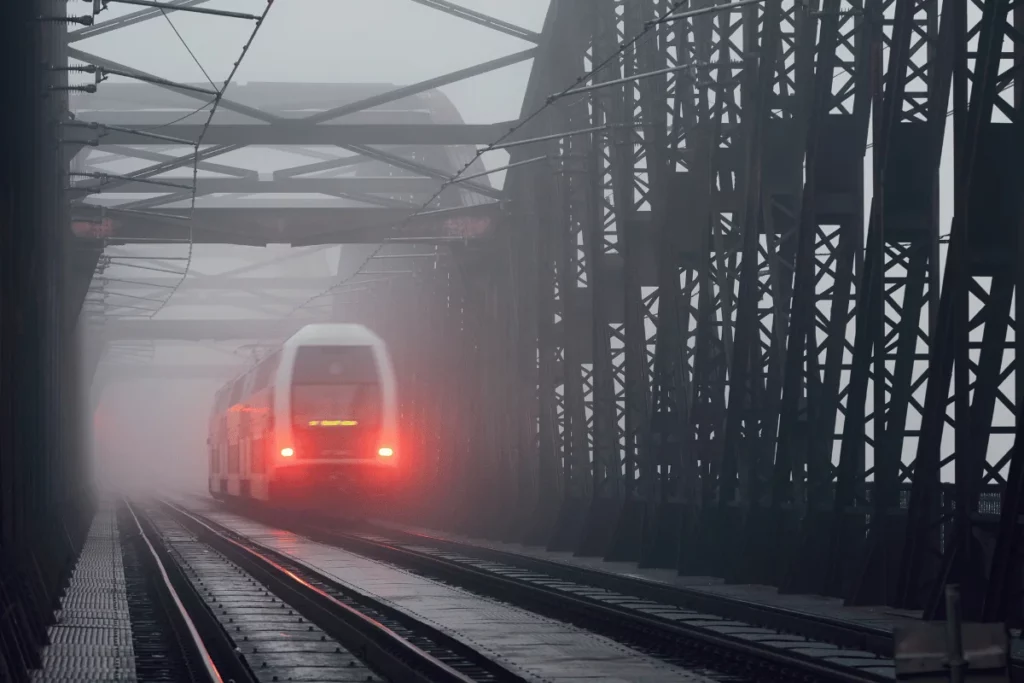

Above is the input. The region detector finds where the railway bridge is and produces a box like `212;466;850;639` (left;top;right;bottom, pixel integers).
3;0;1023;681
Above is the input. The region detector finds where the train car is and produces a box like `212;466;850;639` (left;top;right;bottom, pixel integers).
208;323;399;512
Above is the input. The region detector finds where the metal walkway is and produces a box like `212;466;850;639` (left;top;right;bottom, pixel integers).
31;505;136;683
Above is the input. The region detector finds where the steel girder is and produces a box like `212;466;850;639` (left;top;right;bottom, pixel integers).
396;0;1024;631
66;78;501;246
828;0;946;606
1;2;95;681
72;202;502;246
38;0;1024;641
99;276;337;289
66;121;516;146
894;0;1022;621
66;29;511;331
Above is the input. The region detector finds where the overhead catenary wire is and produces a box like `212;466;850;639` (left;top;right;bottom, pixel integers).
160;7;218;91
285;0;694;320
141;0;277;320
77;79;209;317
152;99;215;130
83;5;261;317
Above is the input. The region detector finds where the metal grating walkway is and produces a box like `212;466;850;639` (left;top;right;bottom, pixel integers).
31;505;137;683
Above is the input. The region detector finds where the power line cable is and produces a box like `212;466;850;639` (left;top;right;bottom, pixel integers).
160;7;218;90
143;0;277;319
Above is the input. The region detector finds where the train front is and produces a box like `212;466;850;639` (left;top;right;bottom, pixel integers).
269;342;399;513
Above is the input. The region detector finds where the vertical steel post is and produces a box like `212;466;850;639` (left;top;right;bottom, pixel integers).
945;584;966;683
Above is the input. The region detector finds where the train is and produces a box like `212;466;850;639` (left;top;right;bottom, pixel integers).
207;323;399;511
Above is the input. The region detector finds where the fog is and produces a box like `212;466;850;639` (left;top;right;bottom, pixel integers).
80;0;549;497
80;0;977;499
92;378;219;496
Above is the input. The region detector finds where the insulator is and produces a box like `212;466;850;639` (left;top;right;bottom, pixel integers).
39;14;94;25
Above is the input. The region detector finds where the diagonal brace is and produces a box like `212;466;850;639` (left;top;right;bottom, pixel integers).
406;0;541;42
69;0;210;43
304;48;537;124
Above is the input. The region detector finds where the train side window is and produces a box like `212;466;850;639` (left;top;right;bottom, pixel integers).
228;439;239;473
252;436;265;474
228;377;245;406
252;351;281;392
212;387;227;414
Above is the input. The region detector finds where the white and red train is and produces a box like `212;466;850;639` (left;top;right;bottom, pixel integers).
207;324;399;510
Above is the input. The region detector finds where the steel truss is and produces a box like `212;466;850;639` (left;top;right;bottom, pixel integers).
393;0;1024;629
17;2;1023;670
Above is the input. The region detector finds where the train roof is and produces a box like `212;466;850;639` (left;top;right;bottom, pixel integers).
212;324;383;401
283;323;384;347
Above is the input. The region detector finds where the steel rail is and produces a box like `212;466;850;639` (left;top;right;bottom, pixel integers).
299;523;891;683
124;500;254;683
161;501;519;683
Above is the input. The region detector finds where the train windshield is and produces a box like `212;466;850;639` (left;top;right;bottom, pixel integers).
290;345;382;457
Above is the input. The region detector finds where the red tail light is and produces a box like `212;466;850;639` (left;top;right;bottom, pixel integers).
280;447;294;457
377;447;394;458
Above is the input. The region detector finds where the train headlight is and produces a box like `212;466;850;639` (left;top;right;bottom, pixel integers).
280;447;294;457
377;447;394;458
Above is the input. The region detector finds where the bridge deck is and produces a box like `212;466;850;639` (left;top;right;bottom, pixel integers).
199;505;711;683
31;505;136;683
396;524;1024;661
427;527;911;623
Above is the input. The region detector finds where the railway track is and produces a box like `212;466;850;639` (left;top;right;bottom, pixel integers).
120;501;253;683
372;525;896;655
148;501;531;683
207;502;896;683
